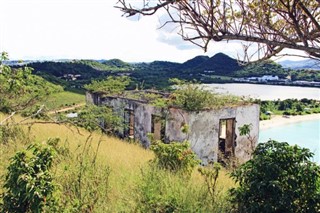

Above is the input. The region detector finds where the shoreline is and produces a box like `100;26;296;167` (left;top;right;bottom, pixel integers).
260;113;320;130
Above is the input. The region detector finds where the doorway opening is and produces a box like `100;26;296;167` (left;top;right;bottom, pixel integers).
218;118;236;158
124;109;134;139
151;115;166;141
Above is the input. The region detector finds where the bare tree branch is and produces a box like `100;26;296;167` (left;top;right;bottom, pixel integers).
117;0;320;62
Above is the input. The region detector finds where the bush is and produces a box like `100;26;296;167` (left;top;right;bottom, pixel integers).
230;140;320;213
0;142;60;212
71;104;123;133
150;140;200;176
168;79;245;111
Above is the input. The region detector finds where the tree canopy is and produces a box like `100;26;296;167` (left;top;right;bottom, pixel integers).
230;140;320;212
117;0;320;62
0;52;62;113
84;76;131;95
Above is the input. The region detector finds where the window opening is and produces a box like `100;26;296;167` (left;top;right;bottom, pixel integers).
124;109;134;138
151;115;166;141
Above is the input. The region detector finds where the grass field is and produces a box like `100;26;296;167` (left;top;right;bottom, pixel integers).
44;90;86;110
0;113;236;212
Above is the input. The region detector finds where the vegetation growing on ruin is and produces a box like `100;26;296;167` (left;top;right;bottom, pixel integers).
84;77;252;112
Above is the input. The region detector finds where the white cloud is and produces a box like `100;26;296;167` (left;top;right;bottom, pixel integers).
0;0;253;63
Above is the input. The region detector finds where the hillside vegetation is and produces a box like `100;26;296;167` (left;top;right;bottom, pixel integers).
16;52;320;90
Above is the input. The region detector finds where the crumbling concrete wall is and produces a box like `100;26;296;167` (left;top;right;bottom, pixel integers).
234;104;260;164
165;104;259;165
90;95;163;147
86;92;260;164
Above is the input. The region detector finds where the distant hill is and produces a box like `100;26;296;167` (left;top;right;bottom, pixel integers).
278;59;320;70
191;53;242;74
148;61;180;70
179;55;210;70
11;52;307;90
102;59;133;70
235;60;287;78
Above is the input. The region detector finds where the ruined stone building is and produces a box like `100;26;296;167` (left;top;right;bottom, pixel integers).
86;90;260;165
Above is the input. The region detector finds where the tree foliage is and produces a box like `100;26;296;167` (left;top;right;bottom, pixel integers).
168;79;246;111
71;104;124;133
117;0;320;61
258;98;320;117
150;140;200;176
1;142;60;212
0;52;62;113
84;76;131;95
230;140;320;213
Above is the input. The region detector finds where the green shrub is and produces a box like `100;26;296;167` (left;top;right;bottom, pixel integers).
84;76;130;95
0;142;60;212
230;140;320;213
259;113;270;120
150;140;200;176
71;104;123;133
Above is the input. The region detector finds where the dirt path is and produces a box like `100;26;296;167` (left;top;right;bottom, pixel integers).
48;103;86;114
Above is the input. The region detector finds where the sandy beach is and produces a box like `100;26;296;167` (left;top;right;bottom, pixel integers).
260;113;320;130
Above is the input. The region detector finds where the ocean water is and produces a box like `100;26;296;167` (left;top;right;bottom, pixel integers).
259;119;320;164
204;83;320;100
203;83;320;163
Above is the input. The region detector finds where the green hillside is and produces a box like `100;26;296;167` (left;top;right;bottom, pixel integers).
13;53;319;91
191;53;242;75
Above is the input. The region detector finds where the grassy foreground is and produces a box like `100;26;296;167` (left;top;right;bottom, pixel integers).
0;114;235;212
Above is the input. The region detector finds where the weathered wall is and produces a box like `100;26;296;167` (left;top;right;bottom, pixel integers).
166;107;233;165
86;92;260;164
164;104;260;165
234;104;260;163
97;95;164;147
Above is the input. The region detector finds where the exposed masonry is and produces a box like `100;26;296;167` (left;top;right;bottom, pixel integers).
86;91;260;165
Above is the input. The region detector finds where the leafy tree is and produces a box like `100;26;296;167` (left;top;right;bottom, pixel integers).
84;76;130;95
169;82;215;111
117;0;320;61
1;142;60;212
0;52;62;113
71;104;123;134
230;140;320;213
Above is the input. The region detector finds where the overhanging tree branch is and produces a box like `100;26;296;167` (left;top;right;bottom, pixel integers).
117;0;320;62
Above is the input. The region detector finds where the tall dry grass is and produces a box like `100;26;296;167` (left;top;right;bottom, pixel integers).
0;114;236;212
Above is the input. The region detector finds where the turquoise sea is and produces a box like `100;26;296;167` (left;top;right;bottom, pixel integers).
203;83;320;163
259;119;320;164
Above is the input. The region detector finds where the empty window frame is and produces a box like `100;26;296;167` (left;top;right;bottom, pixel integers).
151;115;166;141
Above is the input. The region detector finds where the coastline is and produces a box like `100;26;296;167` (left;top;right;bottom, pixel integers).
260;113;320;130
